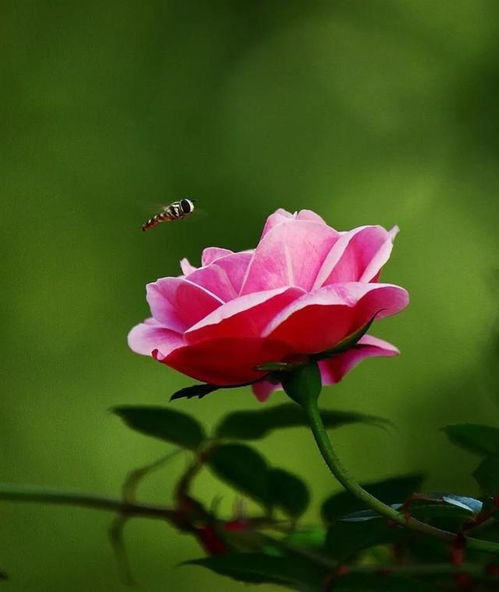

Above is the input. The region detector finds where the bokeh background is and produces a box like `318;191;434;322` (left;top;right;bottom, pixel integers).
1;1;499;590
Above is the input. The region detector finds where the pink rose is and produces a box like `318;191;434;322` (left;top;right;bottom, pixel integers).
128;209;409;401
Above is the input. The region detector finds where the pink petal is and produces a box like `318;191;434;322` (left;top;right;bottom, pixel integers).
264;282;409;355
260;208;329;238
295;209;328;224
157;337;294;386
185;286;305;344
252;380;280;402
213;251;254;294
314;226;396;287
260;208;295;237
319;335;399;384
201;247;234;266
146;277;223;330
185;251;254;300
180;258;197;275
128;318;185;357
184;265;238;302
251;335;399;401
241;220;340;293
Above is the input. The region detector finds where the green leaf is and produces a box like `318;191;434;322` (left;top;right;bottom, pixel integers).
322;473;424;524
282;529;326;549
269;468;310;518
442;423;499;456
341;495;482;530
208;444;271;508
113;405;205;450
215;403;388;440
325;519;402;561
333;574;438;591
186;553;324;591
282;361;322;406
473;453;499;494
170;383;220;401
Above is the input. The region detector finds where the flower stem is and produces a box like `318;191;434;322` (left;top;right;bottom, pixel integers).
302;398;499;556
0;483;176;521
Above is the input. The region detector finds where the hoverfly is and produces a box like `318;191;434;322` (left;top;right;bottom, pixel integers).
141;198;195;231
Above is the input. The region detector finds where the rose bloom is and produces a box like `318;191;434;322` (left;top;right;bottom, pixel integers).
128;209;409;401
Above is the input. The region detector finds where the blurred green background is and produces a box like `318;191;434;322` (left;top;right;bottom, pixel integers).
1;0;499;590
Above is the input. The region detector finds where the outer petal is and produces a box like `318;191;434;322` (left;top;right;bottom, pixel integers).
319;335;399;384
260;208;329;238
201;247;234;266
241;220;340;293
185;286;305;344
295;209;328;224
260;208;295;237
252;379;280;402
146;277;223;330
250;334;398;401
186;251;253;300
128;318;185;357
180;258;197;275
156;337;294;386
264;282;409;355
313;226;396;287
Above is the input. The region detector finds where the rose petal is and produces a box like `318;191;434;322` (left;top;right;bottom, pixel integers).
252;379;280;402
146;277;223;330
264;282;409;354
128;318;185;357
157;337;294;386
260;208;329;238
250;334;398;401
319;335;399;384
260;208;295;237
185;251;254;300
185;286;305;344
314;226;396;287
185;265;238;302
180;258;197;275
201;247;234;266
241;220;340;293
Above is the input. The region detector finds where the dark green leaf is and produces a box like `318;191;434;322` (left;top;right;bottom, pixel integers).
215;403;388;440
283;529;326;549
333;573;438;591
185;553;325;591
313;312;382;360
341;495;481;526
322;474;424;524
113;405;205;450
473;453;499;494
269;468;310;518
170;383;220;401
281;361;322;406
325;519;402;561
208;444;271;508
442;423;499;456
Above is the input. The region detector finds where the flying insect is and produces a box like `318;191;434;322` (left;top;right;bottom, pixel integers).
141;198;195;231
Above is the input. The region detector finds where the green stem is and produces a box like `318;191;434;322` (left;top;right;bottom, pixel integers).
302;399;499;556
0;483;177;521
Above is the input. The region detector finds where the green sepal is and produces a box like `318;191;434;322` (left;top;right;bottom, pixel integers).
170;383;220;401
281;361;322;407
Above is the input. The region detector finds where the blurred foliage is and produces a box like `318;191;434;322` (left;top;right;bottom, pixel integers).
1;0;499;590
